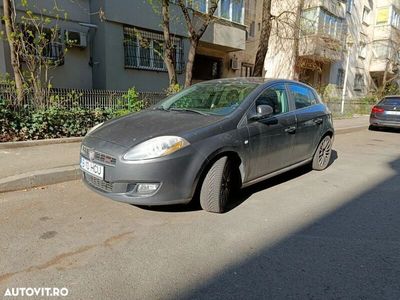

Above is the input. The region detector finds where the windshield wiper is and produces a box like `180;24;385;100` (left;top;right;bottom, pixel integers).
169;108;208;116
153;106;170;112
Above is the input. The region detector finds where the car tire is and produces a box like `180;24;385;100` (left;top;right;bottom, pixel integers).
200;156;232;213
312;135;332;171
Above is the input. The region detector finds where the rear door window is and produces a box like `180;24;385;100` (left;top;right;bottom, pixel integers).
380;98;400;106
289;84;318;109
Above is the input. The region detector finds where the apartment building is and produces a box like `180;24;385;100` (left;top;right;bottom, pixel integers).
265;0;400;99
0;0;247;92
0;0;93;89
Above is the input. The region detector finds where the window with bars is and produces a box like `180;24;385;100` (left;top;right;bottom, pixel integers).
337;68;345;88
123;27;184;73
354;74;364;91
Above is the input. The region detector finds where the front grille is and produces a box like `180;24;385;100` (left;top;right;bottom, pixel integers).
85;173;114;192
81;145;117;166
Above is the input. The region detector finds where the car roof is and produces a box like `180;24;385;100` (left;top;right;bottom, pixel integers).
200;77;314;88
384;95;400;98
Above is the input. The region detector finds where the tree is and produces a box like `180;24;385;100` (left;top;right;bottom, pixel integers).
253;0;272;77
2;0;24;105
177;0;219;87
1;1;67;106
292;0;305;80
161;0;178;86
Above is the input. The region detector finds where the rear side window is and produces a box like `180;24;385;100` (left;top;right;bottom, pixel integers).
380;98;400;106
289;84;318;109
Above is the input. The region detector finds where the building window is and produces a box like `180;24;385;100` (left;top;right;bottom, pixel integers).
301;8;319;35
337;68;345;88
123;27;184;73
320;10;344;40
373;40;391;59
354;74;364;91
175;0;244;24
376;7;390;25
391;7;400;29
241;63;253;77
301;8;344;40
362;6;371;25
232;0;244;23
248;21;256;38
346;0;353;14
217;0;244;24
359;42;367;59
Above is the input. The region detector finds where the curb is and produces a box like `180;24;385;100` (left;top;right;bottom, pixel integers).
0;165;82;193
0;137;83;149
335;125;368;135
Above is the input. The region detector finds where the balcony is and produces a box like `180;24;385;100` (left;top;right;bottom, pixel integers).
373;25;400;42
304;0;345;18
299;36;343;62
299;9;345;62
200;17;246;51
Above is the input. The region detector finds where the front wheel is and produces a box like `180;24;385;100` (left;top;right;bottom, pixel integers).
312;135;332;171
200;156;233;213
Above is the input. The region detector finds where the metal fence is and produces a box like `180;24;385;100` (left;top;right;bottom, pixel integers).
0;85;166;109
325;99;374;117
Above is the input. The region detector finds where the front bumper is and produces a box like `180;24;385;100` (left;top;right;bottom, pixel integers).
370;117;400;129
80;136;205;206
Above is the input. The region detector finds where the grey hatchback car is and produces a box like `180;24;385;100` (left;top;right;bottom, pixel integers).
80;78;334;213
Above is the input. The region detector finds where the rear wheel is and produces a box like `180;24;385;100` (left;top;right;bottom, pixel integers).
312;135;332;171
200;156;233;213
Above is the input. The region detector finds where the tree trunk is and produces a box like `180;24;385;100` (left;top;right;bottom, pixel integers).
3;0;24;105
380;60;390;97
161;0;178;86
292;0;305;80
185;38;198;88
253;0;272;77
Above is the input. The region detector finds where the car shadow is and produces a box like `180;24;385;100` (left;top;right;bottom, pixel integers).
369;126;400;133
137;150;339;214
226;149;338;212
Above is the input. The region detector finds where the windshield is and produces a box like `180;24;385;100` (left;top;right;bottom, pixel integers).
156;82;258;116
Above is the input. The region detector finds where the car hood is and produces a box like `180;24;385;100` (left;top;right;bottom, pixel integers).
90;109;224;148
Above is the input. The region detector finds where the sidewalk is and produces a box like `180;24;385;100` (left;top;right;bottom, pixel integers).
0;115;370;193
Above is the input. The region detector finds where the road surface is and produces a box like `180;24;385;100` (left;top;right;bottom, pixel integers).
1;129;400;299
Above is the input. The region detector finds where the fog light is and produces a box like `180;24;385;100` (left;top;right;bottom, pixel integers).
136;183;160;194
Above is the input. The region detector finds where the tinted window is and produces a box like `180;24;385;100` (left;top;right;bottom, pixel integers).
380;98;400;106
255;84;289;115
289;84;317;109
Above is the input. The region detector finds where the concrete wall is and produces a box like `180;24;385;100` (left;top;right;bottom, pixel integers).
89;0;189;92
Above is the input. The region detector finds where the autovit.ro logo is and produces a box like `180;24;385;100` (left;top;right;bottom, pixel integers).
4;287;69;297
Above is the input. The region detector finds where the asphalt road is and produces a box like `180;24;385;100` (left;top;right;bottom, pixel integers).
1;129;400;299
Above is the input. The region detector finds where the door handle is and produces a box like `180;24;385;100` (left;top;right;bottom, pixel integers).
285;126;296;134
313;118;323;125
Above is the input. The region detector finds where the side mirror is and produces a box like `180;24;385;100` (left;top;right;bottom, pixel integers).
249;105;274;121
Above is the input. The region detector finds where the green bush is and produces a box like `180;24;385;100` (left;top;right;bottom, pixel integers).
0;86;147;142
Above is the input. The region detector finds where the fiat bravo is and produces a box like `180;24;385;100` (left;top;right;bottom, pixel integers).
80;78;334;213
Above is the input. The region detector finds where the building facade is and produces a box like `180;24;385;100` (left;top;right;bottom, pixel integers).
265;0;400;99
0;0;247;92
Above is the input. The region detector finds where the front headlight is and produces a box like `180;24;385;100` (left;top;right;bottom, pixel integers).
86;122;104;135
123;136;190;161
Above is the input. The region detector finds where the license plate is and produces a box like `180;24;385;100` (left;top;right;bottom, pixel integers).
80;156;104;179
386;111;400;115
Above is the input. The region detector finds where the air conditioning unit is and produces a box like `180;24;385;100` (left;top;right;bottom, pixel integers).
65;30;87;48
231;57;239;70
